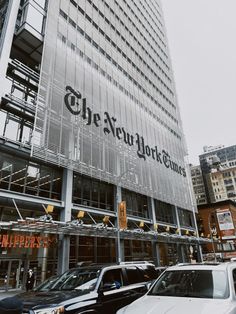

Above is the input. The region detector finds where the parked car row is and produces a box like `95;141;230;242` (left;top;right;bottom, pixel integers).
17;261;160;314
16;261;236;314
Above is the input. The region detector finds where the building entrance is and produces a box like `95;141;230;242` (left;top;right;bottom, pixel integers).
0;259;22;290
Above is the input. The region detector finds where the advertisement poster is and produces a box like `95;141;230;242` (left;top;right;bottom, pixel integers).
216;209;236;239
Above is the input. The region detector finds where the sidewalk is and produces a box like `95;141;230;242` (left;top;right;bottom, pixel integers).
0;289;22;300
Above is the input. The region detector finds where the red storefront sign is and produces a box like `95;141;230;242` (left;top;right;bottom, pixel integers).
223;251;236;259
0;234;54;249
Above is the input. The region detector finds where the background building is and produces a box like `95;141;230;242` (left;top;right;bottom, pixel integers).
0;0;199;290
197;200;236;261
191;145;236;205
190;165;207;205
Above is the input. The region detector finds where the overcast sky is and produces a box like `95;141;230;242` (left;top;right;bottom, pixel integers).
161;0;236;164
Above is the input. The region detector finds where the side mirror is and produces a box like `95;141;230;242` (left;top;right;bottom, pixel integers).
145;282;152;291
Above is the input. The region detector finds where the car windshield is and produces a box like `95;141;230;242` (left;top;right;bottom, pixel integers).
50;268;101;291
34;275;60;292
148;269;229;299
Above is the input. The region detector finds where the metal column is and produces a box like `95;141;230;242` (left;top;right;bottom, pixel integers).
57;168;73;274
115;185;124;263
149;197;160;266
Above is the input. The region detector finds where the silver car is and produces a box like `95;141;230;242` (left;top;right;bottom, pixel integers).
117;261;236;314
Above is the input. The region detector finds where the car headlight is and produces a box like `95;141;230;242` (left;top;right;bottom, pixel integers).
33;306;64;314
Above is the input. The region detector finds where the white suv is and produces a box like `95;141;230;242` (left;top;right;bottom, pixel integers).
117;261;236;314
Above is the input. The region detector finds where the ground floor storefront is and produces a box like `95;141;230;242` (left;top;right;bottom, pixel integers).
0;227;201;291
0;161;202;291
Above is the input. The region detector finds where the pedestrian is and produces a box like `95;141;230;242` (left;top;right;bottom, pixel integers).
4;274;8;291
25;269;35;291
0;296;23;314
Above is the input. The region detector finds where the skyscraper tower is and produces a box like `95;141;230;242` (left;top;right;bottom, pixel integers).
0;0;200;287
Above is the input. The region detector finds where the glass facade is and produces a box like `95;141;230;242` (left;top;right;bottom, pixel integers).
73;173;114;211
0;152;62;199
155;199;176;224
0;0;200;288
178;207;195;228
32;0;192;210
0;0;9;42
70;236;116;267
124;239;153;262
122;188;149;218
0;205;59;289
16;0;46;35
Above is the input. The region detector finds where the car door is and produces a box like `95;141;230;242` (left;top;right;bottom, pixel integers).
122;266;149;303
97;268;130;314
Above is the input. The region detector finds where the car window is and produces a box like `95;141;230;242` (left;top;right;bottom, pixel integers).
148;269;229;299
138;265;158;281
232;268;236;294
51;268;100;291
125;266;142;284
101;269;124;289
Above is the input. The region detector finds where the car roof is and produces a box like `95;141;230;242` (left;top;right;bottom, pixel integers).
166;262;236;272
68;262;155;272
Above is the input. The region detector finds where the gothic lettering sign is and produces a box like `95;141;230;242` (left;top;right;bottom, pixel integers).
0;234;56;249
64;86;186;177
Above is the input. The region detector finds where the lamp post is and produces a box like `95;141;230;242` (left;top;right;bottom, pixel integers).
208;211;217;262
116;168;134;264
116;191;122;264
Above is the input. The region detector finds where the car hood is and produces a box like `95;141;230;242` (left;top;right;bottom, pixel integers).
17;289;97;310
119;295;233;314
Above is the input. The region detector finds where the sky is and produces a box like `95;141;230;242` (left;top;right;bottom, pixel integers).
161;0;236;164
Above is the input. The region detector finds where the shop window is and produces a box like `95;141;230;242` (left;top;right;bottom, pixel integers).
70;236;116;265
97;238;116;263
124;239;152;261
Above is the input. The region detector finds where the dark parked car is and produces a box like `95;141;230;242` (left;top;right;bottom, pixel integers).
17;262;158;314
33;275;60;292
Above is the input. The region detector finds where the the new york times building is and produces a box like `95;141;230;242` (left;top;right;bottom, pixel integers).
0;0;200;289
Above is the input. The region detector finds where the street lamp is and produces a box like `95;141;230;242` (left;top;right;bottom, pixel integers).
208;211;217;262
116;198;122;264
